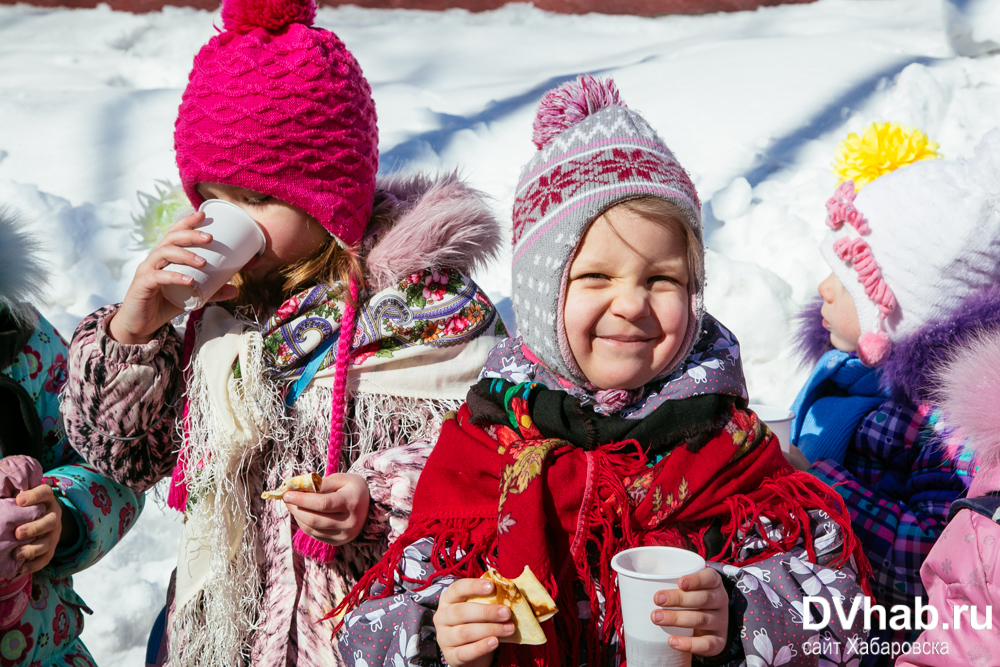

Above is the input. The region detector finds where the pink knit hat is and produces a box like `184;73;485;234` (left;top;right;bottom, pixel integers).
174;0;379;248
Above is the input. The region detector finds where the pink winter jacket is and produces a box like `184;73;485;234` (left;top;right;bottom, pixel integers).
895;472;1000;667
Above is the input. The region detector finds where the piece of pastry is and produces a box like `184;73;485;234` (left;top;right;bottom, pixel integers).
467;565;558;645
261;472;323;500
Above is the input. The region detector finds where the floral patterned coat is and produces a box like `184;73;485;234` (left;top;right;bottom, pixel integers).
60;174;506;667
0;309;142;667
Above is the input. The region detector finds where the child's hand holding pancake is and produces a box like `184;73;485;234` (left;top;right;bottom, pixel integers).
435;566;559;666
281;473;370;546
434;578;515;667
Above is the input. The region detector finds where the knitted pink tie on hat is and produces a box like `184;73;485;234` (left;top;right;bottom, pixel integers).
292;276;360;562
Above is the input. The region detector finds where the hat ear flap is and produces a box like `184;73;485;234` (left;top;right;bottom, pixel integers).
858;330;892;367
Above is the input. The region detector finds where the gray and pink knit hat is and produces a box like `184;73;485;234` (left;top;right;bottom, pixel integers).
511;76;704;385
174;0;378;248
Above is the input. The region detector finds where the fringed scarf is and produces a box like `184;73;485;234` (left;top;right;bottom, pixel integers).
168;268;501;512
164;268;503;667
337;378;871;667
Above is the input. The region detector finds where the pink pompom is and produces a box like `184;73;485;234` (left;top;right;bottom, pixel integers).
531;75;625;150
857;330;892;367
222;0;316;34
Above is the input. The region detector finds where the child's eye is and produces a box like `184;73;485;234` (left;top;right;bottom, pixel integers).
578;273;609;281
245;195;272;206
649;275;682;286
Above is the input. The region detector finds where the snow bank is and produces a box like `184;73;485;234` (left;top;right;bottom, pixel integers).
944;0;1000;56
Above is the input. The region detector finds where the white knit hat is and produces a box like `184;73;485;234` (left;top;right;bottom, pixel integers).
821;127;1000;366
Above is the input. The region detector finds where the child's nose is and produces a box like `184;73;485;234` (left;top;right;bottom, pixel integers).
817;273;837;302
610;286;651;320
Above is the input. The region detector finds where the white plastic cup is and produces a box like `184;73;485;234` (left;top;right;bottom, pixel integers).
160;199;266;311
611;546;706;667
748;404;795;453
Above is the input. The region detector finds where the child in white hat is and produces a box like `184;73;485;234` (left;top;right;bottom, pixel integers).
789;125;1000;657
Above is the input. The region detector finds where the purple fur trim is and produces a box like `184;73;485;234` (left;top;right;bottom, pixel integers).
794;295;834;367
880;285;1000;404
531;75;624;150
366;172;502;293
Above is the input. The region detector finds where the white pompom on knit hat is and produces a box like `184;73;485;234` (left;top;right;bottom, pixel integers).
821;127;1000;366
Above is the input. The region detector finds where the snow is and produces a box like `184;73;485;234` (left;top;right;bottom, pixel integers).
0;0;998;663
944;0;1000;56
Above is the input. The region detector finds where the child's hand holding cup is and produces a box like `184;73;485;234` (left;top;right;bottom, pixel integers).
612;546;727;666
160;199;266;311
111;199;264;345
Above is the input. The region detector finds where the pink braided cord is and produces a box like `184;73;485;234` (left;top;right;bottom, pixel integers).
832;236;896;317
327;276;360;477
826;181;895;318
825;181;871;235
292;274;361;562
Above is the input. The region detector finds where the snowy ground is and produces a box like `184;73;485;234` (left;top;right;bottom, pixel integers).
1;0;998;663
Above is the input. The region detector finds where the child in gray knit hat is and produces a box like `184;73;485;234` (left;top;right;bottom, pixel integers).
337;76;868;667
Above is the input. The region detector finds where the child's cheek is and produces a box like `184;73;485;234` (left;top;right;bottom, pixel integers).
562;288;599;368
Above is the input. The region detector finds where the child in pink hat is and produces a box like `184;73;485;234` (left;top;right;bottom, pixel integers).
61;0;507;664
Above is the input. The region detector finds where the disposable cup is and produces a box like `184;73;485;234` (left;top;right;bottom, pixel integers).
160;200;266;311
748;404;795;453
611;546;706;667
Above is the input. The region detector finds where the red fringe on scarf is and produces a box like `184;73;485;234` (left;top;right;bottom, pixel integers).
330;404;872;667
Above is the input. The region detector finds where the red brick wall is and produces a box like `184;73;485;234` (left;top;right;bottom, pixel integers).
2;0;814;15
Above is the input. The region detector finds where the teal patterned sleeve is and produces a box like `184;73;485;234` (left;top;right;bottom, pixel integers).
5;310;146;577
42;456;144;578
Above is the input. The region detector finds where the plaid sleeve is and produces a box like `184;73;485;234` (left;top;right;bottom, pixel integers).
809;402;971;607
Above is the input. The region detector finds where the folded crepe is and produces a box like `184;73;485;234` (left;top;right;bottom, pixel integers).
467;566;558;645
261;473;323;500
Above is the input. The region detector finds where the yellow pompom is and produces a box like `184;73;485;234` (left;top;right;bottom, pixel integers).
832;122;941;189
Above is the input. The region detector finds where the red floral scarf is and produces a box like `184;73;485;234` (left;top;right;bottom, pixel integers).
338;387;869;666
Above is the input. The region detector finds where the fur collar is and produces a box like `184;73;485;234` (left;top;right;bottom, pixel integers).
793;296;834;369
881;285;1000;405
0;208;48;323
794;287;1000;405
365;172;501;292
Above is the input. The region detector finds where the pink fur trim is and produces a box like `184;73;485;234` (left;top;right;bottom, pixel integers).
531;75;624;150
857;331;892;367
936;329;1000;472
366;174;501;293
